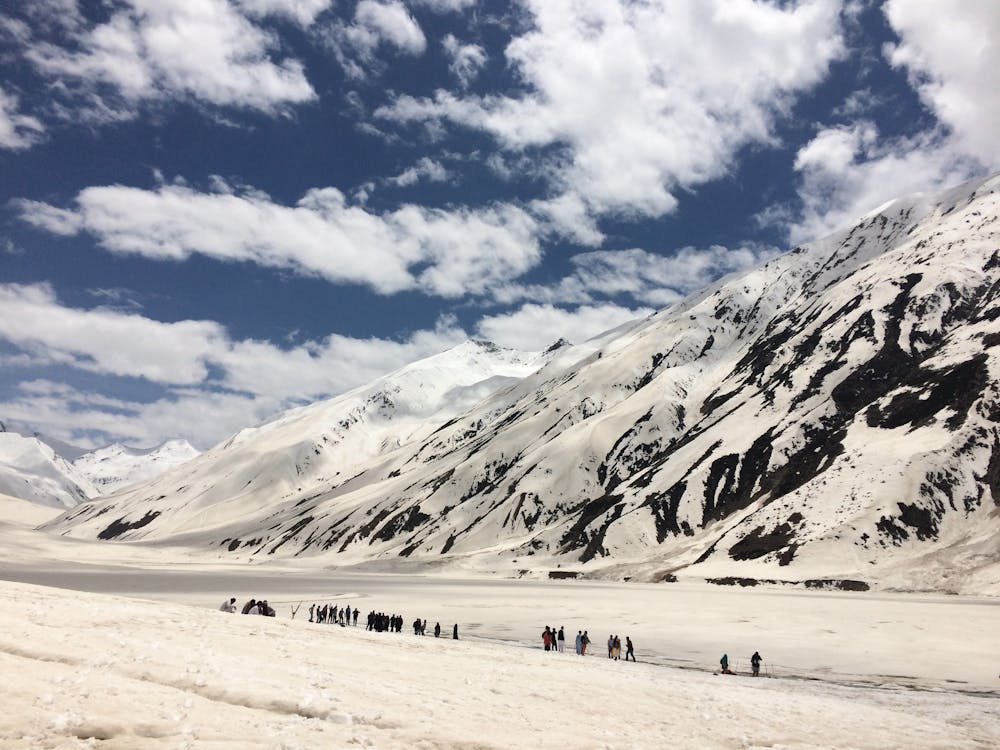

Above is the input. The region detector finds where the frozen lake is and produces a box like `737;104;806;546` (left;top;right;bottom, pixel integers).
3;558;998;693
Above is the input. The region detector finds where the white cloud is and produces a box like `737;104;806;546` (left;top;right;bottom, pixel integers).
18;182;541;298
787;122;978;244
322;0;426;79
494;245;776;309
884;0;1000;166
475;303;651;351
236;0;332;27
0;87;44;150
409;0;477;12
441;34;486;88
377;0;844;221
0;283;226;385
24;0;316;117
0;283;469;448
386;156;451;187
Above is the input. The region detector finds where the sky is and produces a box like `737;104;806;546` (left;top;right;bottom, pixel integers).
0;0;997;451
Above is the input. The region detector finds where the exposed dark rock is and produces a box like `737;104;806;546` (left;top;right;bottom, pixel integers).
548;570;579;579
728;522;796;561
97;511;161;540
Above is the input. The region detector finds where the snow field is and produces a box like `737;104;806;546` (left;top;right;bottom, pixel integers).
1;580;998;749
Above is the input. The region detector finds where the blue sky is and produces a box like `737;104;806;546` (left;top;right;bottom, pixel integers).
0;0;997;450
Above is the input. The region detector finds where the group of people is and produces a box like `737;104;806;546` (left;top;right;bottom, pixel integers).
539;628;634;661
720;651;764;676
309;602;359;626
219;597;275;617
221;597;760;676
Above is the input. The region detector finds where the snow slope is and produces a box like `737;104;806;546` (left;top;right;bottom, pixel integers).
46;174;1000;593
0;433;96;509
73;440;200;496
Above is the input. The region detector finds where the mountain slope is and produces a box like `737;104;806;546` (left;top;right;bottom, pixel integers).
73;440;200;495
46;174;1000;593
0;432;96;509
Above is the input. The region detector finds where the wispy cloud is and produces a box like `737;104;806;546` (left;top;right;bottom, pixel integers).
0;86;44;150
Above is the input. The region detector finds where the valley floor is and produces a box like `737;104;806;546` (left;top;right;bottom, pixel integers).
2;495;999;748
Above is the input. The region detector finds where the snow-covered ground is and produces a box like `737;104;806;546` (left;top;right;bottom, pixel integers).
1;494;999;748
1;579;998;749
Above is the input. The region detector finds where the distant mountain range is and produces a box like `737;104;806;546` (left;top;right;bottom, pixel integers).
0;425;199;506
38;174;1000;593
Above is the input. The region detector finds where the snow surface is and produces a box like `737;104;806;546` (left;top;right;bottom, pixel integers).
1;575;998;749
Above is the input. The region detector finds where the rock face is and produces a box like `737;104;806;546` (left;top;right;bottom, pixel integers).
46;174;1000;593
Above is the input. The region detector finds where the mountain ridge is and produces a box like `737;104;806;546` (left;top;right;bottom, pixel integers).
44;173;1000;594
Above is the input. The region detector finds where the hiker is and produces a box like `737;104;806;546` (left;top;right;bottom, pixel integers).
720;654;731;674
612;635;621;660
608;635;614;659
353;607;360;626
309;603;315;622
414;618;422;635
453;623;459;640
581;630;590;655
434;622;441;638
575;630;582;655
751;651;762;677
543;626;552;651
557;626;565;653
219;597;237;613
625;636;635;662
421;619;427;635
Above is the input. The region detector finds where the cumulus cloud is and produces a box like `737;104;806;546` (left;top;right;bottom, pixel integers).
17;181;540;298
475;303;651;351
441;34;486;88
377;0;844;221
0;87;44;150
321;0;426;79
884;0;1000;166
22;0;316;118
0;283;469;447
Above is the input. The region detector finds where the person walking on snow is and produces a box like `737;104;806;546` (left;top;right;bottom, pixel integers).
557;627;565;653
751;651;762;677
581;631;590;655
575;630;582;655
542;626;552;651
608;635;614;659
625;636;635;662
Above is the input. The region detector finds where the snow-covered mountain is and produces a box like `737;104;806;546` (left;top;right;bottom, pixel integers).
0;432;96;508
46;174;1000;593
73;440;200;495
